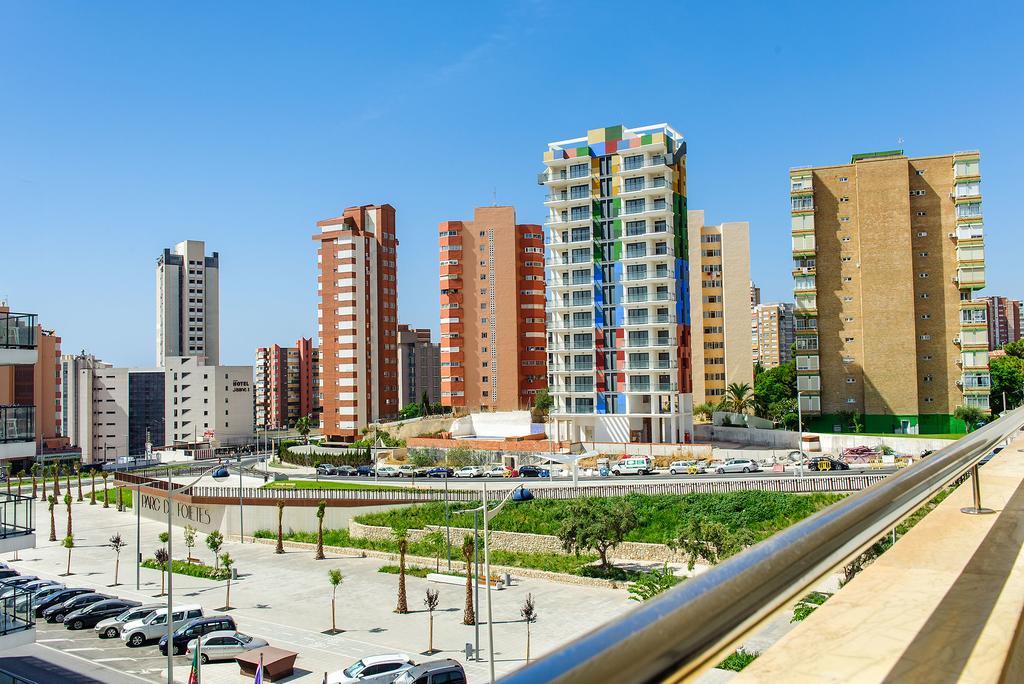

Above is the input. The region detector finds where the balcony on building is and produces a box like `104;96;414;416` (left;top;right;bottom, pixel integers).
0;583;36;649
0;312;38;366
0;492;35;556
0;405;35;461
614;154;676;177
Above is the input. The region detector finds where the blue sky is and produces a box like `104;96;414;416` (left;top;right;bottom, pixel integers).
2;2;1021;367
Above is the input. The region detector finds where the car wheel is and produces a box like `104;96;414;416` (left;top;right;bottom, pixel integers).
743;467;750;473
717;468;725;474
104;626;119;638
53;613;64;623
71;619;84;630
669;469;677;475
201;654;210;665
129;633;144;647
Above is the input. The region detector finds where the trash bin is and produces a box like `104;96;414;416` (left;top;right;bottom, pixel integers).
465;643;474;660
231;567;238;580
503;572;511;587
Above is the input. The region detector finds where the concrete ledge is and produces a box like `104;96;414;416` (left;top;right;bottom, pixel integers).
735;437;1024;683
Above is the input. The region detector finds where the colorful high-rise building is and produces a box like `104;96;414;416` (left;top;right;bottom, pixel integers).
255;338;319;430
687;210;753;405
438;206;546;412
397;325;441;410
156;240;220;367
541;124;693;443
977;296;1022;350
790;150;990;434
753;303;795;368
313;204;399;441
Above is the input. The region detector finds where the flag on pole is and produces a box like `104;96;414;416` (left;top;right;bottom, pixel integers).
254;652;264;684
187;645;199;684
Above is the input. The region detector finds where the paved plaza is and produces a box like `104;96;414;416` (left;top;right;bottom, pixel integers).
8;494;634;683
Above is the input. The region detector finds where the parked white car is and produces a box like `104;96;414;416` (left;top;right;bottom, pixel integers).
374;465;401;478
396;465;416;477
121;604;204;647
484;465;512;478
668;460;707;475
611;457;654;476
186;630;268;663
715;459;762;474
329;654;416;683
455;466;484;478
96;603;162;638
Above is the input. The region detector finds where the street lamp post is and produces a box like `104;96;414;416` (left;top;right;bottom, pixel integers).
796;390;804;478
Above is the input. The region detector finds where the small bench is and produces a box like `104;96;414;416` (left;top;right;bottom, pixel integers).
236;646;298;681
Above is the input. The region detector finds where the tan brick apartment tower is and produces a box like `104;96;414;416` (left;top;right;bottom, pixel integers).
396;324;441;409
438;206;546;411
791;150;990;434
314;205;399;442
255;338;319;430
687;210;753;405
977;295;1022;349
753;302;795;368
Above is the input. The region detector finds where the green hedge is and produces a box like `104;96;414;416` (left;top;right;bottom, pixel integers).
277;440;370;468
141;558;229;580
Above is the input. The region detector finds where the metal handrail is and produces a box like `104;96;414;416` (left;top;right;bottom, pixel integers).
501;407;1024;684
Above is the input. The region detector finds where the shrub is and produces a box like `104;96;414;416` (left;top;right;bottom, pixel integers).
717;649;759;672
141;558;230;580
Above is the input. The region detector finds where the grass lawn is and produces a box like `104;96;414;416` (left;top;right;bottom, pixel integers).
355;491;843;545
141;558;229;580
262;479;408;491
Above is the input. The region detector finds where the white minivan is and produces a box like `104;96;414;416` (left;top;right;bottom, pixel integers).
611;457;654;476
121;604;204;647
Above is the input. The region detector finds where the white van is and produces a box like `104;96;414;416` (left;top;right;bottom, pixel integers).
121;604;204;647
611;457;654;476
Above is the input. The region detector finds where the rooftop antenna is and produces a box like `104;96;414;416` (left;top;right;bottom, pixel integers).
492;187;497;206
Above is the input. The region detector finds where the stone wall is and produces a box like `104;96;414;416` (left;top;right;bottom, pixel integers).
693;423;955;455
349;520;684;563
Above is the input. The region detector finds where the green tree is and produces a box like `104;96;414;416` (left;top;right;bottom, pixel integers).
557;498;638;569
674;518;755;571
64;493;73;538
206;531;224;570
408;449;436;468
424;588;439;653
220;553;235;608
399;403;422;420
47;495;57;542
421;390;432;417
183;525;197;563
628;562;680;602
520;593;538;662
533;387;554;415
315;501;326;560
727;383;754;415
753;361;796;419
328;568;344;632
693;402;716;423
295;415;311;444
954;405;986;433
990;345;1024;413
393;527;409;614
110;533;127;585
62;535;75;575
154;547;169;595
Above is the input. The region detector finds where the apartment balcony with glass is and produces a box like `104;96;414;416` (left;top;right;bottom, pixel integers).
954;222;984;242
619;197;673;220
0;311;38;366
960;373;991;391
618;175;669;198
614;153;675;176
791;194;814;213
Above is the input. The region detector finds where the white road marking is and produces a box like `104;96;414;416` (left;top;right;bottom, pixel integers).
64;647;103;652
94;657;134;662
35;643;153;683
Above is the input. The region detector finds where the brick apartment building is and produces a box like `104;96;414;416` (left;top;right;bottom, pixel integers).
255;338;319;430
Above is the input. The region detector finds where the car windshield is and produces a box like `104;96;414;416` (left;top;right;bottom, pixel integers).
343;660;366;677
236;633;252;644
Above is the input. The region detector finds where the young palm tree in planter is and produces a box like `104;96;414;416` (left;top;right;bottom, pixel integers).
64;493;73;538
47;495;57;542
75;462;83;502
521;593;538;662
315;501;326;560
62;535;75;576
424;588;439;654
462;535;476;626
110;533;127;586
276;501;285;554
220;552;235;609
89;469;97;505
328;568;344;633
41;465;48;501
154;547;169;596
183;525;197;564
393;527;409;614
101;472;110;508
53;464;61;498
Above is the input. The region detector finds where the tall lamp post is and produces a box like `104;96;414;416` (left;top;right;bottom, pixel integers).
463;483;533;684
796;390;804;479
162;456;259;683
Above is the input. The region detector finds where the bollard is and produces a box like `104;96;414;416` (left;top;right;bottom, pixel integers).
961;464;995;515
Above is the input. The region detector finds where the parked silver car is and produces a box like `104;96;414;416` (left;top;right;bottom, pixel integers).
96;603;162;639
121;604;204;646
716;458;762;474
329;654;416;683
186;630;268;663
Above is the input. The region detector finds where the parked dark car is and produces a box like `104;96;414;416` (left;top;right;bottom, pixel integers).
356;465;375;477
43;592;110;623
0;575;38;589
517;465;550;478
335;465;357;476
159;615;237;656
806;456;850;471
34;588;94;618
0;570;19;581
425;467;454;478
64;599;140;630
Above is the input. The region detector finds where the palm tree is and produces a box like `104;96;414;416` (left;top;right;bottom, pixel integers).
41;465;48;501
295;415;311;444
47;495;57;542
101;472;110;508
110;533;127;585
328;568;344;633
521;593;538;662
64;493;73;538
52;464;61;498
315;501;326;560
62;535;75;575
64;464;72;498
275;501;285;554
693;402;716;423
462;535;476;626
31;464;38;499
393;528;409;614
726;383;755;415
154;547;169;595
4;465;9;496
89;469;97;505
424;588;439;653
220;553;234;608
75;463;83;502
